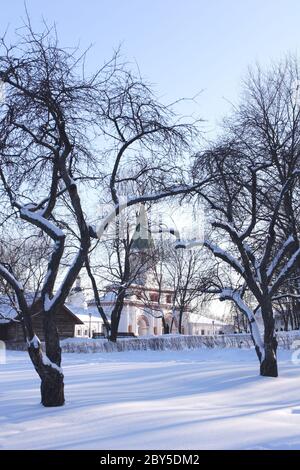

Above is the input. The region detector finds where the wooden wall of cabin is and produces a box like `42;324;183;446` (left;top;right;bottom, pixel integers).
0;307;79;342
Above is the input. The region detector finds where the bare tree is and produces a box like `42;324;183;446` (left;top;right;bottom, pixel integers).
0;19;211;404
86;204;158;340
83;71;213;340
0;233;51;297
164;246;214;334
137;239;173;334
0;21;114;405
183;58;300;377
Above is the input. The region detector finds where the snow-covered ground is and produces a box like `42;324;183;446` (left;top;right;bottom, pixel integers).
1;348;300;450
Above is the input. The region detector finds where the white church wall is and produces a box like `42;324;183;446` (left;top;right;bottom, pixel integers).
67;275;232;338
118;307;129;332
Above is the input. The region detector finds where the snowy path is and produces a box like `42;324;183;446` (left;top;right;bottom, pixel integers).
0;348;300;450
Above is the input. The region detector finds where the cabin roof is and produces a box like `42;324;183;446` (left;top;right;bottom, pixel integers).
0;296;85;326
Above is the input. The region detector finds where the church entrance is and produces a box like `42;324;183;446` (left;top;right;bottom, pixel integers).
137;315;150;336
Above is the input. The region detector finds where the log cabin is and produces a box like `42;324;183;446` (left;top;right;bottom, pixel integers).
0;297;84;343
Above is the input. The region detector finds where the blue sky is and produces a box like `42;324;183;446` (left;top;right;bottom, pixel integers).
3;1;298;312
2;0;300;135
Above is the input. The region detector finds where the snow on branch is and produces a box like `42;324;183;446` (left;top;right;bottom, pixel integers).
261;170;300;270
272;292;300;301
0;264;24;292
212;221;241;238
175;239;203;250
42;354;63;374
43;249;82;312
219;288;264;356
203;241;244;276
27;334;41;349
20;206;65;240
266;235;295;280
93;179;213;239
174;226;245;277
270;247;300;296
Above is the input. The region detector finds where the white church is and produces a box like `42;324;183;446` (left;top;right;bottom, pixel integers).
65;205;228;338
66;277;227;338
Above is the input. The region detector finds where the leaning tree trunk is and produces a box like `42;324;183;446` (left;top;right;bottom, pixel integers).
42;310;64;405
27;339;64;407
260;306;278;378
26;308;65;407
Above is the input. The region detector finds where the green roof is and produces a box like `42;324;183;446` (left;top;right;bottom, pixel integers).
131;205;154;251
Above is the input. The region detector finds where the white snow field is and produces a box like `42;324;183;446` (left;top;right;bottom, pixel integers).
1;348;300;450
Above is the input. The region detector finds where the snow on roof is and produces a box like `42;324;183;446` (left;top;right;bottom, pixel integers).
0;295;95;326
0;292;40;324
65;303;103;324
188;314;227;325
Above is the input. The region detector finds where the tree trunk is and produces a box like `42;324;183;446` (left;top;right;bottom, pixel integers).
162;316;169;334
40;368;65;407
178;307;184;334
28;341;65;407
27;309;65;406
260;306;278;378
260;339;278;377
109;330;118;342
109;290;126;342
109;312;120;342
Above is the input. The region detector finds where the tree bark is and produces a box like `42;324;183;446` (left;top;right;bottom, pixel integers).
109;312;120;342
260;339;278;377
161;316;169;334
28;342;65;407
109;327;118;343
40;368;65;407
178;307;184;334
109;289;127;342
260;305;278;377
